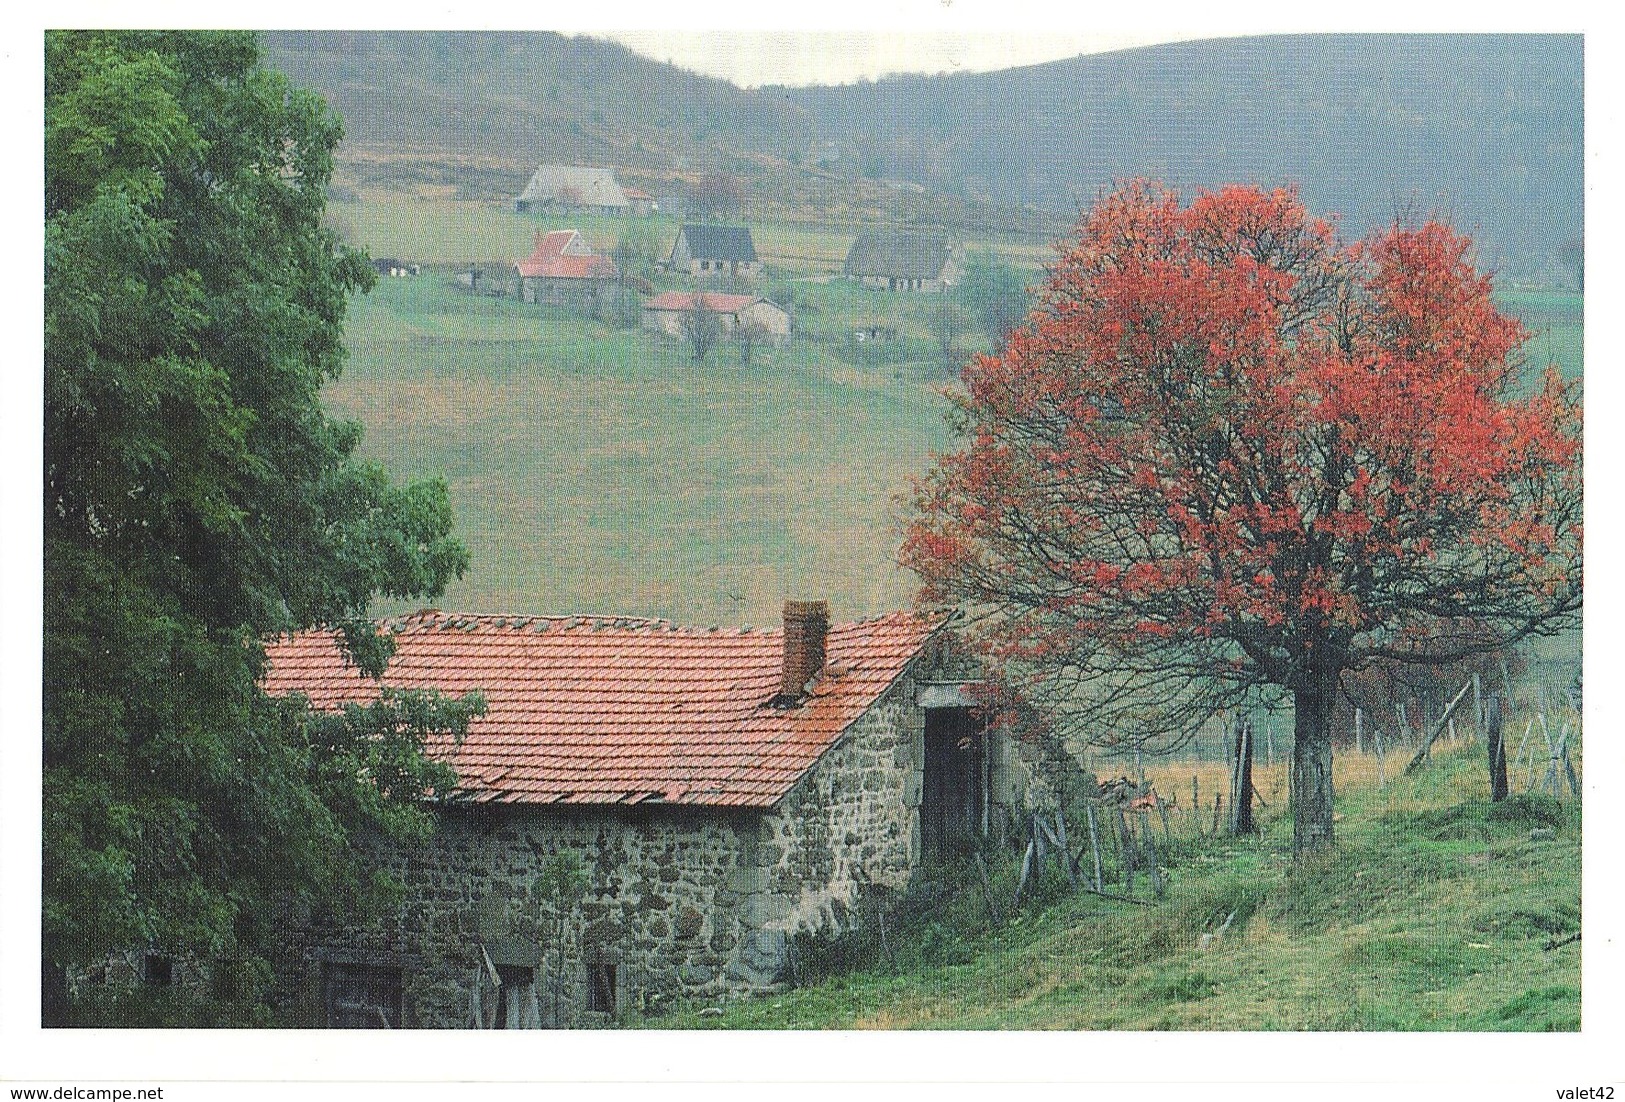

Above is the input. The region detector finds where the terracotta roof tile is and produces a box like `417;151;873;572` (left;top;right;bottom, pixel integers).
263;610;943;809
642;291;763;314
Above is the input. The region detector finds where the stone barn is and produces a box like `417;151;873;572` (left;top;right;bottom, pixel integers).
843;231;960;293
262;602;1040;1028
641;292;790;345
513;230;619;310
514;165;630;216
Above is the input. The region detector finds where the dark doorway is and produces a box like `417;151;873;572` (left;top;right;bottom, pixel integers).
921;707;985;859
587;962;617;1014
321;962;403;1029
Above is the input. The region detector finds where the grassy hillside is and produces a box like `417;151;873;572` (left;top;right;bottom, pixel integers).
333;266;971;627
641;738;1581;1030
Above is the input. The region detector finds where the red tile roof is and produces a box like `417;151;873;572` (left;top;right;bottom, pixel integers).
263;610;945;808
642;291;763;314
516;230;618;280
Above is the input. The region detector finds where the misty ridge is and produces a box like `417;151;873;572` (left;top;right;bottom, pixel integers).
265;30;1581;285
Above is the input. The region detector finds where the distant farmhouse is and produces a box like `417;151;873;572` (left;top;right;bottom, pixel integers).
668;224;762;280
260;603;1047;1027
641;292;789;343
844;231;960;293
514;230;618;309
515;165;632;216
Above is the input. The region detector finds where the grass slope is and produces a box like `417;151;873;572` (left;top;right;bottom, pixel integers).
333;272;959;626
644;740;1581;1031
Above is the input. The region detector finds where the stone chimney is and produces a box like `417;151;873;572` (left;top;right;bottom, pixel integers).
778;600;829;703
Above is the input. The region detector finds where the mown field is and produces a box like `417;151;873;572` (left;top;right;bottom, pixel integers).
332;270;959;626
328;198;1583;638
639;735;1581;1031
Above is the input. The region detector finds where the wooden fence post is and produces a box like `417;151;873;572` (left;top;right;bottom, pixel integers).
1116;806;1137;896
1085;802;1104;892
1486;692;1508;802
1140;814;1166;899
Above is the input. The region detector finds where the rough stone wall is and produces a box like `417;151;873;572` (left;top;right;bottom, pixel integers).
276;805;784;1027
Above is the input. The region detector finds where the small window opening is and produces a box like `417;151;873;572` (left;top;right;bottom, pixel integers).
142;953;173;986
587;962;617;1014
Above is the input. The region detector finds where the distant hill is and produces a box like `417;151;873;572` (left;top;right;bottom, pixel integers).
260;30;1063;240
263;31;1582;283
782;35;1583;283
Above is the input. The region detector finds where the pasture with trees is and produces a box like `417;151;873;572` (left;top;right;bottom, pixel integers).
903;181;1581;853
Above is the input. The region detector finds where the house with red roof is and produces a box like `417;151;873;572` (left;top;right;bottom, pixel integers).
641;291;790;345
261;601;1042;1027
513;230;619;311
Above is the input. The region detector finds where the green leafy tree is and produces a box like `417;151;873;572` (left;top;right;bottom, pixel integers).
44;31;475;1024
956;249;1031;355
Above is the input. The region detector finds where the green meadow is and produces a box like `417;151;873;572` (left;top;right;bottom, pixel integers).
332;272;959;627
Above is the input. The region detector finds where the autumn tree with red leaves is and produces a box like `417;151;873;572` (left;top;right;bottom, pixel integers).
903;182;1581;853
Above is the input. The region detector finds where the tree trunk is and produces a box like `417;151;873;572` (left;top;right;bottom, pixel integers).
1292;670;1338;853
1486;693;1509;802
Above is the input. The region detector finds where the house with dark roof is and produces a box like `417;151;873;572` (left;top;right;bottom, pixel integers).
514;165;631;216
261;602;1043;1027
668;224;762;280
641;291;790;344
844;230;960;293
513;230;619;310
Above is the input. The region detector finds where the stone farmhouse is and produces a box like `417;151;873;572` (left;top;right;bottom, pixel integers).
667;224;762;280
844;231;960;292
260;602;1043;1028
513;230;619;310
514;165;633;216
641;292;790;345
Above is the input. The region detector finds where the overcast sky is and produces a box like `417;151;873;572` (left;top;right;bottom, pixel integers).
591;31;1199;88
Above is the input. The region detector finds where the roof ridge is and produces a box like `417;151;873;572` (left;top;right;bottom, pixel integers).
381;608;935;633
